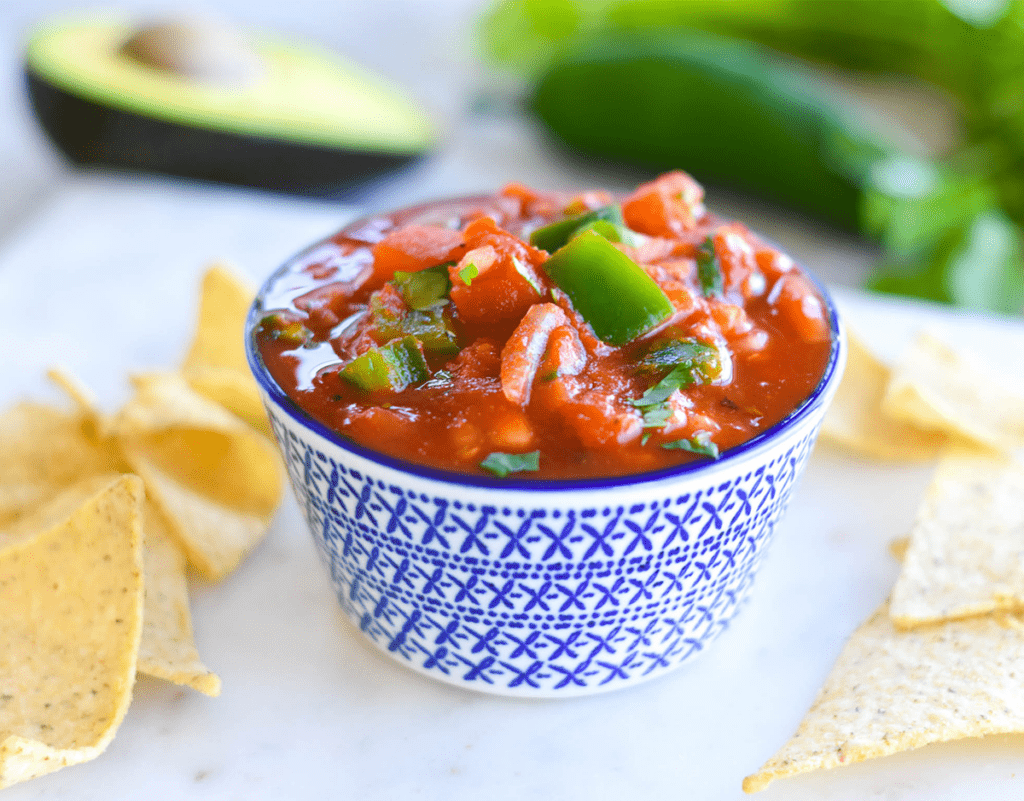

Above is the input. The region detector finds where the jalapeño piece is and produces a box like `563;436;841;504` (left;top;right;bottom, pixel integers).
530;204;636;252
393;263;452;311
258;312;312;347
542;230;674;346
340;336;429;392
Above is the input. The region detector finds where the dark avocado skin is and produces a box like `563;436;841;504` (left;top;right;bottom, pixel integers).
26;70;421;195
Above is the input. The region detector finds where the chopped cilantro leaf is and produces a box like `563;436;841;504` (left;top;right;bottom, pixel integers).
661;431;720;459
697;236;724;298
641;403;674;429
630;365;694;409
480;450;541;477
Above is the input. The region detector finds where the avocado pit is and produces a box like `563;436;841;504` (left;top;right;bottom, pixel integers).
121;17;264;88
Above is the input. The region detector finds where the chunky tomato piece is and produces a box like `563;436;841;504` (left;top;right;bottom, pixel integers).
257;172;833;479
370;225;466;287
622;171;706;237
448;217;548;326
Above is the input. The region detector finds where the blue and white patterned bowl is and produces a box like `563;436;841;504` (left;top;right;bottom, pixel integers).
246;228;846;698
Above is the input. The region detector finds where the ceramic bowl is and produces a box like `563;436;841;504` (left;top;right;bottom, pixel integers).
246;214;846;699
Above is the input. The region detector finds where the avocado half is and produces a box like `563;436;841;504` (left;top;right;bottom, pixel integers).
25;17;434;194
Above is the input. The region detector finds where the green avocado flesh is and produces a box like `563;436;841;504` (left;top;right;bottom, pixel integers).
26;17;433;155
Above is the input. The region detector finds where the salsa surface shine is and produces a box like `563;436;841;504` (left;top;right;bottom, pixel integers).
255;172;833;480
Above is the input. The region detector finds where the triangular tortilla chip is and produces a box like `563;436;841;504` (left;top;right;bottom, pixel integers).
743;604;1024;793
883;331;1024;452
820;331;948;460
183;365;271;440
137;501;221;696
890;450;1024;628
2;475;222;696
113;373;282;580
0;403;124;527
182;262;255;375
0;475;144;788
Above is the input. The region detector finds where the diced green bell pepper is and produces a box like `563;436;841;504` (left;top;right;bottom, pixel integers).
530;204;641;252
258;313;312;347
393;264;452;310
401;308;460;355
370;289;459;355
340;336;429;392
542;230;674;345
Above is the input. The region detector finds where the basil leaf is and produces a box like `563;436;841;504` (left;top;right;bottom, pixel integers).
480;450;541;477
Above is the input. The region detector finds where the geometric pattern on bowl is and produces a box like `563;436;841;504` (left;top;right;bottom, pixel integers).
266;404;824;697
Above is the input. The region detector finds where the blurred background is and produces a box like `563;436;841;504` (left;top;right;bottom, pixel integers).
4;0;1024;314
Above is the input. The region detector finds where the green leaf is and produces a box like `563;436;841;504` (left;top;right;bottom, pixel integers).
641;403;674;429
661;431;720;459
480;450;542;477
944;210;1024;315
697;236;724;298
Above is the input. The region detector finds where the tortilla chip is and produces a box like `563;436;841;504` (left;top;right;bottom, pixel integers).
0;475;144;788
182;263;255;375
890;449;1024;628
0;404;125;528
819;331;948;460
183;365;271;439
114;372;282;580
883;332;1024;452
138;501;221;696
743;603;1024;793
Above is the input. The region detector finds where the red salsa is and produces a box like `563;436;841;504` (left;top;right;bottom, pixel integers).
255;171;833;480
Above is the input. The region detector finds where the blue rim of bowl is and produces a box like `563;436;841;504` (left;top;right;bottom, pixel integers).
245;200;845;493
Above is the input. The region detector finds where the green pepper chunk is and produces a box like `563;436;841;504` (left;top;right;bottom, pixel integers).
369;287;459;355
258;313;312;347
401;308;460;355
393;264;452;310
542;230;674;346
340;336;429;392
530;204;639;252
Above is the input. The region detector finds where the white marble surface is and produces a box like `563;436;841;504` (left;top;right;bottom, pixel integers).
3;2;1024;799
2;163;1024;801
